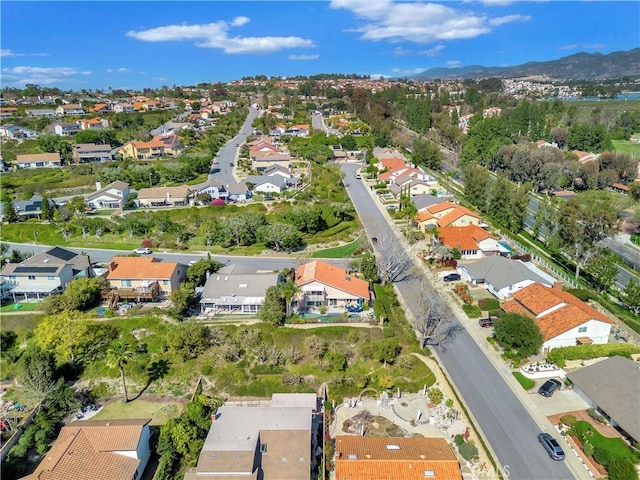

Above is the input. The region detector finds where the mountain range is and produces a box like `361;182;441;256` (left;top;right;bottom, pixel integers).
412;48;640;81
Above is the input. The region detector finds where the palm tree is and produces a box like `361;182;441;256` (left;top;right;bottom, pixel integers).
277;280;301;318
106;342;134;403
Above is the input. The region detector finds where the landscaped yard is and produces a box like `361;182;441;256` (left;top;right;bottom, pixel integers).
572;420;640;464
512;371;536;390
0;302;43;313
92;398;184;426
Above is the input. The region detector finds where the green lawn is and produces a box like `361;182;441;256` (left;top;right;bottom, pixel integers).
312;237;364;258
573;420;640;463
512;371;536;390
0;302;43;313
0;313;45;331
92;398;184;426
612;139;640;158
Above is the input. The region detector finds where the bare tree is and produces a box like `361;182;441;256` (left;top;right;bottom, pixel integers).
371;229;414;285
411;282;462;348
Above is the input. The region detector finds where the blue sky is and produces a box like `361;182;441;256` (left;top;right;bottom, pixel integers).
1;1;638;90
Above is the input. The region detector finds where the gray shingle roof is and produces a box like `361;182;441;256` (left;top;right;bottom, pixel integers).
460;256;552;291
568;356;640;442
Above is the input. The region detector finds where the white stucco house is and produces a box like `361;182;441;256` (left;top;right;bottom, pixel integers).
501;282;614;352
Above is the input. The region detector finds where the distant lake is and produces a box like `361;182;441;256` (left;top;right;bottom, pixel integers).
561;92;640;102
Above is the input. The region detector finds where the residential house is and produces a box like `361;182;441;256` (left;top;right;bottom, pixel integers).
284;124;309;137
120;134;183;159
378;156;406;171
252;152;292;172
72;143;113;163
136;186;191;207
55;104;85;116
567;356;640;443
86;181;130;210
295;260;370;311
373;147;406;161
190;179;228;200
113;103;135;113
412;194;443;212
501;283;614;352
1;246;91;301
25;109;56;118
263;164;292;179
226;182;249;202
184;393;317;480
415;202;481;232
572;150;599;165
388;175;439;198
88;103;113;114
12;195;57;220
334;436;462;480
21;418;152;480
15;152;62;169
52;122;81;136
379;165;430;184
76;117;110;130
248;141;281;157
199;272;282;314
0;107;18;118
435;225;502;260
0;124;39;139
457;256;556;299
106;256;186;298
245;174;288;194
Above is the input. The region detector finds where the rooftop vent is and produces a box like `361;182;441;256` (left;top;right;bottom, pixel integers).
424;471;435;478
347;454;358;460
386;445;400;450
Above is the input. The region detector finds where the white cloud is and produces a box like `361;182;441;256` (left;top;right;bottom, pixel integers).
118;67;132;73
370;73;393;80
1;49;48;58
446;60;462;68
419;45;445;57
1;66;91;86
390;67;428;76
392;46;412;56
289;54;319;61
126;18;315;54
330;0;530;43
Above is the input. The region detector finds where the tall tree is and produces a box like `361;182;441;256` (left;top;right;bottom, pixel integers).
106;341;134;403
40;195;54;222
260;285;286;326
2;197;19;224
587;251;618;293
463;164;492;212
34;310;89;366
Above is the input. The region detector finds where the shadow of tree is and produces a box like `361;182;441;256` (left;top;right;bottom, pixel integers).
131;359;171;401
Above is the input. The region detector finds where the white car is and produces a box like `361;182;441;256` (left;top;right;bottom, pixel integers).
133;247;151;255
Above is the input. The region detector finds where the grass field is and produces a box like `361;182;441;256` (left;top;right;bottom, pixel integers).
311;236;364;258
0;313;45;331
92;398;184;426
612;139;640;158
573;420;640;463
0;302;43;313
512;371;536;390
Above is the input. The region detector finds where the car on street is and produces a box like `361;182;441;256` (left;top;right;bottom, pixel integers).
538;378;562;397
443;273;461;282
133;247;151;255
538;433;565;460
355;173;362;179
229;162;234;167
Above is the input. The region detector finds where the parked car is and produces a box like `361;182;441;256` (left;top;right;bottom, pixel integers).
133;247;151;255
478;317;496;328
538;378;562;397
355;173;362;179
443;273;461;282
538;433;565;460
229;162;234;167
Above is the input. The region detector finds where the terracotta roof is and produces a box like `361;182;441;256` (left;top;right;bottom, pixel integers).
25;419;151;480
438;225;494;251
107;256;180;280
16;152;61;163
136;185;191;200
612;183;629;191
416;202;479;228
380;157;406;170
501;283;614;341
334;436;462;480
296;260;370;300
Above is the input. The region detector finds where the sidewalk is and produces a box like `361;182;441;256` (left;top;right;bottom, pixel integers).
351;172;592;480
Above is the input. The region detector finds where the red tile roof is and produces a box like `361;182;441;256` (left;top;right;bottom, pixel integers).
415;202;480;228
438;225;494;251
380;157;406;170
334;436;462;480
501;283;614;341
107;256;180;280
296;260;370;300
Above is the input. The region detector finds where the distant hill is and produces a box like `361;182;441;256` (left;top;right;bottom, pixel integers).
412;48;640;81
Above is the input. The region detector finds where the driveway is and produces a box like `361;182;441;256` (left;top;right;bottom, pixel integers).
528;388;590;417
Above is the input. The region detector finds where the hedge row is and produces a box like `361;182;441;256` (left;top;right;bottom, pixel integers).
546;343;640;367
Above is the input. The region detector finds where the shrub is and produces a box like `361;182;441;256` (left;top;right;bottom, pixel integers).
546;344;640;368
583;440;595;458
560;414;577;427
454;434;465;446
494;313;543;357
587;408;608;425
458;442;478;461
593;447;612;466
565;288;592;302
281;373;302;385
606;459;640;480
428;387;443;405
462;304;482;318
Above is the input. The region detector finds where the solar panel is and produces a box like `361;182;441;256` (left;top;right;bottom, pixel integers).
14;266;58;273
47;246;77;261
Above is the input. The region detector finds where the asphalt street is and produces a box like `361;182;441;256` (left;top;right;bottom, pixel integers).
340;162;575;480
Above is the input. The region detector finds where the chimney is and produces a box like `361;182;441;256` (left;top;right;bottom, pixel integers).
108;261;117;272
553;281;564;290
95;181;102;191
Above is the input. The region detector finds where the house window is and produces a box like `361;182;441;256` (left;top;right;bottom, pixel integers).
35;162;44;167
8;276;16;281
578;326;587;333
122;279;131;287
163;280;169;286
28;275;36;280
47;276;55;280
260;443;267;454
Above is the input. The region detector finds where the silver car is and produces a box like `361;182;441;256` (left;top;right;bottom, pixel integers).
538;433;565;461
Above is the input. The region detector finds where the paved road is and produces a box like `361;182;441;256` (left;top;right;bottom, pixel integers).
3;242;350;273
208;106;260;185
340;162;574;480
311;111;325;132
